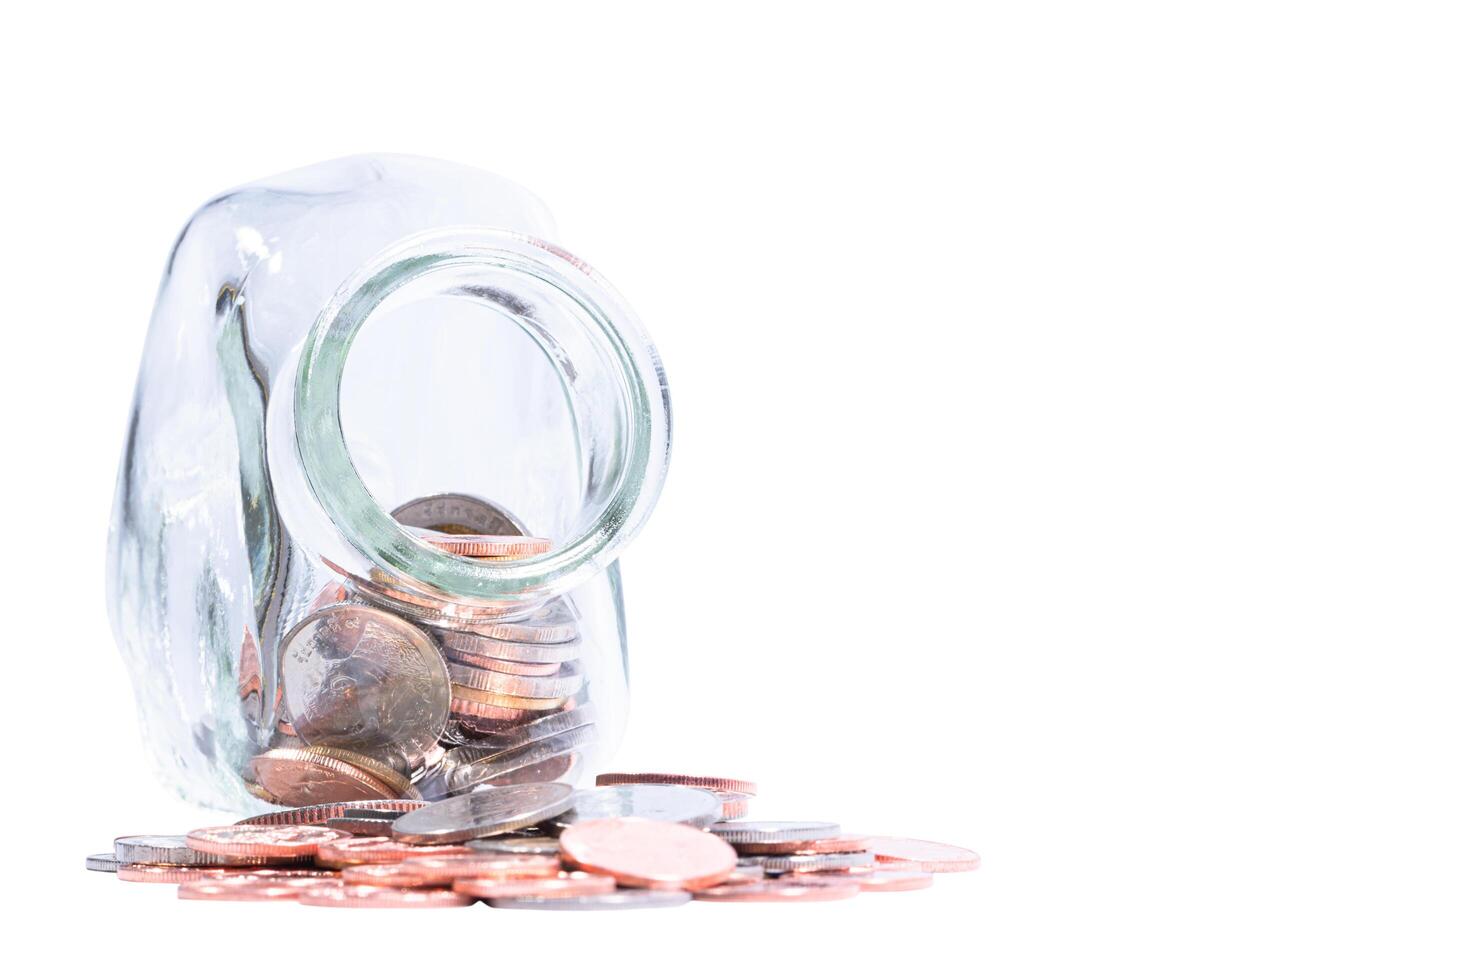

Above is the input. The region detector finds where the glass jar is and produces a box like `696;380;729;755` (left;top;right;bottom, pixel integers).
107;155;671;813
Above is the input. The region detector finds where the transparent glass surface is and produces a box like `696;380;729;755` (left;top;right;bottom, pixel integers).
107;155;670;812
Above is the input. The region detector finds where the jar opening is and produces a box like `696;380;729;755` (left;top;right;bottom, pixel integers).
294;229;670;601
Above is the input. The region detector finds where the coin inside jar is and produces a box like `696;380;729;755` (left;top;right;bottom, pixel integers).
391;493;530;537
279;604;450;769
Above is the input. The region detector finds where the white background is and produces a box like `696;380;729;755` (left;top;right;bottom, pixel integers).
1;2;1465;976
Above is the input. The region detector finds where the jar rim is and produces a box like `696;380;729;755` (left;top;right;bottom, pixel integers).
293;227;670;601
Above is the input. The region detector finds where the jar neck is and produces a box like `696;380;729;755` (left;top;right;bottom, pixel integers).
292;228;670;603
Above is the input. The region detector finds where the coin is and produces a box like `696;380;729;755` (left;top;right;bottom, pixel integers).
391;493;530;536
735;835;871;855
296;883;475;909
440;631;582;665
113;834;293;867
694;879;861;902
453;872;616;900
301;746;415;796
280;604;450;767
854;870;934;892
249;748;398;805
413;531;553;559
596;773;757;797
448;661;583;699
710;821;841;844
236;799;426;827
443;652;560;676
445;728;597;795
326;815;401;836
719;795;751;820
483;889;692;911
178;877;322;901
315;837;473;868
865;837;981;872
85;853;119;873
450;686;567;711
449;698;543;724
442;600;580;645
752;850;875;873
552;785;724;829
559;817;737;891
391;782;575;844
341;574;539;625
117;864;239;884
466;836;563;857
185;825;349;859
447;705;597;755
344;854;560;887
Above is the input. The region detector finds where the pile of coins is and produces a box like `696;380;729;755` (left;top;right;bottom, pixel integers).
242;493;598;808
89;773;979;908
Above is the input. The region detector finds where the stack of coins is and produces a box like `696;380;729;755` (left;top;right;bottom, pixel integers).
244;494;597;808
89;773;979;908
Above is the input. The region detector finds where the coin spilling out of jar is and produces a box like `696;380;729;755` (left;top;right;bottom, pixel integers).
243;493;595;808
89;773;979;909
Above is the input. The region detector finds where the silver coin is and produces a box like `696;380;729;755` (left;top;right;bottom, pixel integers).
551;785;724;830
466;835;562;856
449;705;597;755
391;493;530;536
447;661;584;699
439;599;581;646
85;853;119;873
439;632;581;665
280;603;450;767
754;850;876;873
446;727;598;795
485;889;691;911
390;781;574;843
710;821;842;844
112;834;281;867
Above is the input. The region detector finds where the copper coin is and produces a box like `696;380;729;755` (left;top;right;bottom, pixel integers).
297;883;474;908
178;877;322;901
453;872;616;899
185;825;349;859
855;870;934;892
412;531;552;558
450;698;547;724
695;879;862;902
344;854;560;887
298;746;414;797
341;571;537;623
866;836;981;872
449;702;549;725
116;864;237;884
216;867;340;880
449;685;567;712
559;817;737;891
248;748;398;805
596;773;757;797
735;835;871;855
237;799;426;827
315;837;474;868
720;796;751;820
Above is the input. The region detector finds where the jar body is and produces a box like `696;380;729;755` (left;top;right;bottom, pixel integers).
107;156;669;812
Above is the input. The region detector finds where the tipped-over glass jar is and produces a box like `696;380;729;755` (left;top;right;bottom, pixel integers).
107;155;671;813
